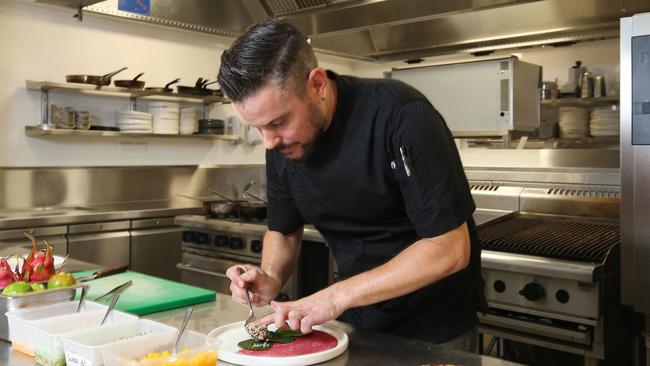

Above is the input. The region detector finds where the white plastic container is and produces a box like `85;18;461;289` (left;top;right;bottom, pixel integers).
32;309;137;366
101;330;220;366
61;319;177;366
5;300;108;356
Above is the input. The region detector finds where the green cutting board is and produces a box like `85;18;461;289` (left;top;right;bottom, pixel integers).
72;270;216;315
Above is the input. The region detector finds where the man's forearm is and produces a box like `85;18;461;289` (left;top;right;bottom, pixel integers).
261;228;303;287
329;222;471;311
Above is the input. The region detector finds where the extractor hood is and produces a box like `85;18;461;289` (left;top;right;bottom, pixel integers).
27;0;650;62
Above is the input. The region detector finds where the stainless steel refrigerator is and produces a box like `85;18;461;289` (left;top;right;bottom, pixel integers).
621;11;650;364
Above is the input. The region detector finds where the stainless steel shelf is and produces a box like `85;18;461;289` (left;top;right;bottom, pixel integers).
25;125;242;142
541;96;619;106
26;80;229;104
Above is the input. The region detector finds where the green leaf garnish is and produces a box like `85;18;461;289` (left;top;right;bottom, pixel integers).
238;339;273;351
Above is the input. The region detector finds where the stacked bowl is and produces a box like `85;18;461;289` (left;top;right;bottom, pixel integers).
180;108;198;135
116;111;153;133
149;102;179;135
590;107;620;137
558;106;589;138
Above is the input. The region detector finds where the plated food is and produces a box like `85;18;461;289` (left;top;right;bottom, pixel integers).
208;321;348;366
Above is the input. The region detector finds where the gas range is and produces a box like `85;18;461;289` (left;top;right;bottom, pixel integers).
174;215;331;301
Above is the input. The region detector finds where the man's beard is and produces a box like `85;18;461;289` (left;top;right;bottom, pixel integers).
277;101;328;162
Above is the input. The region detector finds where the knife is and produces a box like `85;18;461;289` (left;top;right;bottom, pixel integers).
77;263;129;283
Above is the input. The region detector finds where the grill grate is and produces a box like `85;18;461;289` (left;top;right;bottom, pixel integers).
479;215;619;263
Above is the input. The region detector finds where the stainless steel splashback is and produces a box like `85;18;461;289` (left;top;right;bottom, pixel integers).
0;165;265;210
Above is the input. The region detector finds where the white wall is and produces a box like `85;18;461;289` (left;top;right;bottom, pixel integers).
0;1;358;167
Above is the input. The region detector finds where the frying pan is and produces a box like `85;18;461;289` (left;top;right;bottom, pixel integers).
114;72;145;89
177;81;219;95
66;67;128;86
145;78;180;93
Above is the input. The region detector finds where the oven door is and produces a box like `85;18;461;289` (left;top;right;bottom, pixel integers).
177;251;298;300
177;252;256;294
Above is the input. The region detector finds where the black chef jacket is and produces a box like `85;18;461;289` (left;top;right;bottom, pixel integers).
266;70;482;344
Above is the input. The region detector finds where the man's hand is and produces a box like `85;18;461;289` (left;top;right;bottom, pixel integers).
226;264;283;307
257;288;346;334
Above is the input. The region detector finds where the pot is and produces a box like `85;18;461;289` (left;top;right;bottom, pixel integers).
145;78;180;93
114;72;145;89
66;67;128;86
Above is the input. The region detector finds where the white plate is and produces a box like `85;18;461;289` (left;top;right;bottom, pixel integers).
6;255;66;271
208;321;348;366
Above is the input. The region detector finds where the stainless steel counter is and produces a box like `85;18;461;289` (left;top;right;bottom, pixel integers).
0;200;203;230
0;293;520;366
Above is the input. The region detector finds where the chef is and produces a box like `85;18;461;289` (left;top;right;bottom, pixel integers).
221;19;484;351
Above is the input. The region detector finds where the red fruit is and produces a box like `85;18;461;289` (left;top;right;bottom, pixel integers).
0;258;15;288
29;240;55;283
20;232;38;281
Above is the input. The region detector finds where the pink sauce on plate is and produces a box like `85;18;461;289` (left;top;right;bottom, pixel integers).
238;330;338;357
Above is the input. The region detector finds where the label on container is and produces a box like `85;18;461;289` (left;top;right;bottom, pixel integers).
65;352;92;366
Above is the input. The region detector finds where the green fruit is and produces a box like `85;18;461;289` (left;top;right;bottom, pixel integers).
2;281;33;296
47;272;76;289
30;282;47;292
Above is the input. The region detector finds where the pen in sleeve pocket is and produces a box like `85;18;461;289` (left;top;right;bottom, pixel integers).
399;146;413;177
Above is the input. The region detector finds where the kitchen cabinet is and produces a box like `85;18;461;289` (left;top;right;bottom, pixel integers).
130;218;182;281
24;80;242;142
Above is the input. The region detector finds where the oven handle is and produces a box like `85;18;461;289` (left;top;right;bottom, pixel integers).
176;263;229;279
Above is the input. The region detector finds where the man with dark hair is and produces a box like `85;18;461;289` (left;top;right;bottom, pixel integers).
221;19;483;350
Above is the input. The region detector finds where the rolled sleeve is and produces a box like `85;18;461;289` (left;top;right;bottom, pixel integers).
388;100;475;238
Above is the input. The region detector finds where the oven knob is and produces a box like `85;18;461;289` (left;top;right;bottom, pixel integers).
229;237;244;250
182;231;195;243
250;240;263;253
556;289;570;304
196;232;209;245
214;235;229;247
518;282;545;301
493;280;506;293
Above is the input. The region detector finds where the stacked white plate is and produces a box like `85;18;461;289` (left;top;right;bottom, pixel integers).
590;107;620;137
558;106;589;138
180;107;198;135
116;110;153;133
149;101;179;135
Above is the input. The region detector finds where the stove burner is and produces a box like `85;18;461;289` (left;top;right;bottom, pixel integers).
479;214;619;263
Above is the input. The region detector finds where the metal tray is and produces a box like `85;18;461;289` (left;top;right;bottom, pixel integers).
0;283;84;341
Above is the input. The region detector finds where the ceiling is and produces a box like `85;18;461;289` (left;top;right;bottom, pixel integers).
27;0;650;62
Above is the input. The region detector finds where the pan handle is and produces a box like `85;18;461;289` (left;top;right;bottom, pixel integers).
165;78;181;89
131;72;145;81
99;67;128;84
